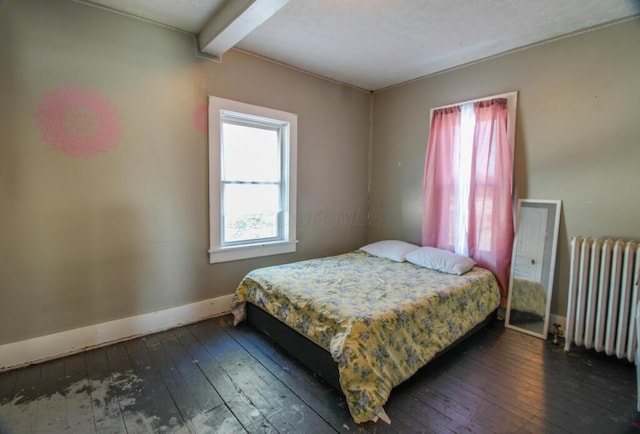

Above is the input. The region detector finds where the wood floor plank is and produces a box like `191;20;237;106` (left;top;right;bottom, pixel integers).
382;397;455;434
173;324;276;432
157;330;248;433
224;319;414;434
424;372;529;433
123;337;189;432
158;330;225;413
12;364;41;403
36;357;68;433
6;364;41;433
84;347;128;434
105;340;165;434
401;381;495;434
189;403;247;433
222;319;358;429
385;392;453;434
0;370;18;434
397;342;538;432
433;352;606;432
142;333;201;430
188;321;276;414
189;318;337;433
455;344;632;418
441;356;547;418
62;352;97;434
0;371;16;404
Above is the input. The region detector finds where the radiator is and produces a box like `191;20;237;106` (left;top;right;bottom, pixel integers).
564;237;640;362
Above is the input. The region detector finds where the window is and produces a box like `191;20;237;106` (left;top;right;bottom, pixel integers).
423;92;517;253
208;97;297;263
421;92;517;300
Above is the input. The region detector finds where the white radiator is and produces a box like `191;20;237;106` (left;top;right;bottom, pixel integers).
564;237;640;362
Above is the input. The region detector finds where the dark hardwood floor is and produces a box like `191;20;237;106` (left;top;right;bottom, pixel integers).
0;315;637;433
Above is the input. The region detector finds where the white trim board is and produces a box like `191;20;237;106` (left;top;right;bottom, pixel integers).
0;294;234;372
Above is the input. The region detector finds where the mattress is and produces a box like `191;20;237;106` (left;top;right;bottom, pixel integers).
231;250;500;423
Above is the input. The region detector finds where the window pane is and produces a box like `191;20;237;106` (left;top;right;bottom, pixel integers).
222;122;280;182
223;184;280;243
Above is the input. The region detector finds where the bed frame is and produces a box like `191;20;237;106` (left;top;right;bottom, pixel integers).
246;302;497;391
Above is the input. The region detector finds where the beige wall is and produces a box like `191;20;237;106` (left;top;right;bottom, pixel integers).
370;19;640;316
0;0;370;344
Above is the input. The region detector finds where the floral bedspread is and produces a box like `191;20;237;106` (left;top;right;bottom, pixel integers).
511;277;547;318
231;251;500;423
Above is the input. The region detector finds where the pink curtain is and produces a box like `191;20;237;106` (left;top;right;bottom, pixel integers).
421;106;461;252
421;99;514;306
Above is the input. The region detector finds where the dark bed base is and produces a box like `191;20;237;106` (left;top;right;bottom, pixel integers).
246;303;498;392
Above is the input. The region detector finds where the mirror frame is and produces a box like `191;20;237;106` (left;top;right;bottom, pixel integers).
505;199;562;339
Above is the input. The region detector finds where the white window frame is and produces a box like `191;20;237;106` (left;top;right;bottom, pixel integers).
208;96;297;264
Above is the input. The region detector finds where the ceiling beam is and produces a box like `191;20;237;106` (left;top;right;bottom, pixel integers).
198;0;290;59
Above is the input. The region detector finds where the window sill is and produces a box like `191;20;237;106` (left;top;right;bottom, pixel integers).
208;240;297;264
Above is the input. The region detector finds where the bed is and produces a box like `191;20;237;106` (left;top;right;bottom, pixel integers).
231;249;501;423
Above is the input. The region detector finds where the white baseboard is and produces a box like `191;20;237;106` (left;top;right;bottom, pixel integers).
0;294;234;372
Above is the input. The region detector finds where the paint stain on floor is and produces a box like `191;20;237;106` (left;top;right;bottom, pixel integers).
0;370;237;433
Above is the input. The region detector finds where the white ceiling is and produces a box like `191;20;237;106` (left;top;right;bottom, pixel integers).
81;0;640;91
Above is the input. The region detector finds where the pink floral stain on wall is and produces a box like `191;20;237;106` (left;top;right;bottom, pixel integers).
193;103;208;134
34;85;124;158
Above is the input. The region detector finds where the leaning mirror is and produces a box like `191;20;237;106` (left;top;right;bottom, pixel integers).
505;199;562;339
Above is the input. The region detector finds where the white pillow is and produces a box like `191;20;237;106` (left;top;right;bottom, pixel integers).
405;246;476;275
359;240;420;262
